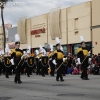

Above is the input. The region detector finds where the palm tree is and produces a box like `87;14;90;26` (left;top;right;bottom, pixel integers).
0;0;13;53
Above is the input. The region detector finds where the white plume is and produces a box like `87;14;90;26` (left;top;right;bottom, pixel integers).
39;45;43;50
60;46;63;51
15;34;20;42
50;44;53;49
5;44;10;53
27;45;31;51
55;37;60;44
8;49;11;53
1;50;4;54
50;44;53;51
35;50;39;55
80;36;84;41
6;44;9;50
43;49;46;55
39;45;44;53
27;45;31;53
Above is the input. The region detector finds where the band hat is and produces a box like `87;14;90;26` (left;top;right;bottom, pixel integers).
23;51;26;54
35;49;39;55
55;37;60;47
15;34;20;45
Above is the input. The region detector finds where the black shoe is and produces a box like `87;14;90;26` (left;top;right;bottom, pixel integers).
14;79;17;83
60;79;64;82
80;77;84;79
56;79;59;81
6;76;9;78
83;78;89;80
18;81;22;84
14;81;17;83
27;75;30;77
51;74;55;76
42;75;45;77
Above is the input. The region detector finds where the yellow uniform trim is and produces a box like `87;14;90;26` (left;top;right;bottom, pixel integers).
11;49;22;57
78;48;88;56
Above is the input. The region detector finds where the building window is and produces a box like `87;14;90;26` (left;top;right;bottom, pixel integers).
63;45;68;55
53;46;56;50
74;18;78;30
75;31;78;34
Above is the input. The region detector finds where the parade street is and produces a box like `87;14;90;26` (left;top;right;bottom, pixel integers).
0;75;100;100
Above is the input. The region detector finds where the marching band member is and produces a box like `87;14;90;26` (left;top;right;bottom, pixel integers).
26;46;31;77
39;46;45;77
52;37;67;82
48;44;55;76
43;49;48;75
60;46;68;76
35;49;41;75
11;34;23;84
77;36;90;80
4;44;11;78
30;50;35;75
39;46;48;77
1;50;5;74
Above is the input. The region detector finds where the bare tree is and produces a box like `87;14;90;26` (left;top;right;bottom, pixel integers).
0;0;13;52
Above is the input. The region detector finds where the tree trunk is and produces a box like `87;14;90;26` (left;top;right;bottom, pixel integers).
1;6;6;53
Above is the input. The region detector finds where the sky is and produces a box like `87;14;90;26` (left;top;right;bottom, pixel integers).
0;0;91;27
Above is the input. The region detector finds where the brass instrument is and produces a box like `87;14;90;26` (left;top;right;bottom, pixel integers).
23;54;28;60
0;54;4;62
36;53;42;59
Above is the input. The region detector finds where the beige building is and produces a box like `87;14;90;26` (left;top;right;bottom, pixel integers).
92;0;100;54
0;23;12;49
9;0;98;54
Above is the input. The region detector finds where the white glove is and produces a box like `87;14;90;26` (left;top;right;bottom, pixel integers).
88;51;91;54
63;58;66;62
39;59;41;61
49;58;52;60
52;60;57;65
21;56;24;60
89;58;91;62
66;57;67;60
88;51;91;56
10;59;14;65
42;54;45;57
77;58;81;64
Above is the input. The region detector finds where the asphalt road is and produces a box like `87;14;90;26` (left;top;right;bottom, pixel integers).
0;74;100;100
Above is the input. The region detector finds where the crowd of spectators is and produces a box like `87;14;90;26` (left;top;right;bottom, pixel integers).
66;53;100;75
